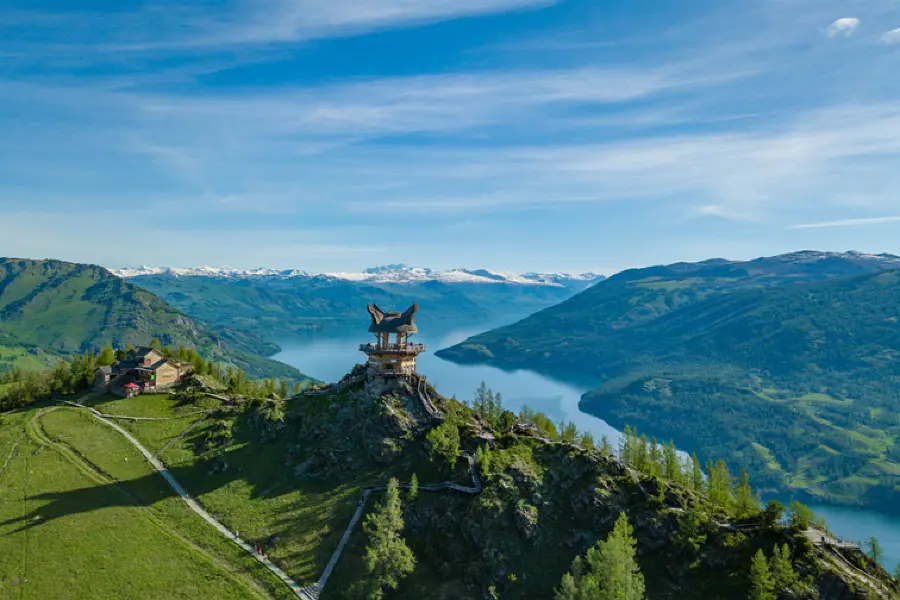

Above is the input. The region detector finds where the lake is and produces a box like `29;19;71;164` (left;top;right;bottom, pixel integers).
275;328;900;569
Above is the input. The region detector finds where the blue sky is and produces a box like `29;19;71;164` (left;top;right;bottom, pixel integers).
2;0;900;274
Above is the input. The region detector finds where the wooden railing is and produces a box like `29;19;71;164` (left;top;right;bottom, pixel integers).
358;343;426;355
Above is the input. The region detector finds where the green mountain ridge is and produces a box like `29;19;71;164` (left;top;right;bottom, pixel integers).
437;251;900;514
124;272;601;340
0;257;309;382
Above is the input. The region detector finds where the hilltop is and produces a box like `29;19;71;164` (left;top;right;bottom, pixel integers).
0;257;308;381
437;251;900;514
116;264;604;338
1;369;895;599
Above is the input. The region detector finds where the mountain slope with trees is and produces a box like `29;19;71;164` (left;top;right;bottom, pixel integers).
437;252;900;514
0;257;308;381
4;375;895;599
123;270;603;340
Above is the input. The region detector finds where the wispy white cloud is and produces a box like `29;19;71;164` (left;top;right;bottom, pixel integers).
1;0;561;54
883;28;900;45
826;17;860;38
790;216;900;229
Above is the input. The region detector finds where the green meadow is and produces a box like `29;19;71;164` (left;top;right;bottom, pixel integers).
0;401;293;600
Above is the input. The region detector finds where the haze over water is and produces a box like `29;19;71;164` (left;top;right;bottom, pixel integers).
275;325;900;570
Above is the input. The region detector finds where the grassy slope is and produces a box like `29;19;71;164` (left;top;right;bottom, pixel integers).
0;332;61;373
128;274;597;338
0;258;307;381
4;386;896;599
0;403;291;600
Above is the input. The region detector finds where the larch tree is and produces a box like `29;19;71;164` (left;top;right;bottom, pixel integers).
408;473;419;502
360;478;416;599
707;459;734;512
749;549;776;600
426;421;460;472
663;441;680;483
866;537;884;565
637;434;650;473
599;435;613;457
581;432;595;451
647;437;662;477
555;512;646;600
690;453;705;493
768;544;799;590
734;469;757;518
97;345;116;367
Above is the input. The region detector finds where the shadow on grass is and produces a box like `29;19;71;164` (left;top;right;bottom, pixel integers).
1;401;433;580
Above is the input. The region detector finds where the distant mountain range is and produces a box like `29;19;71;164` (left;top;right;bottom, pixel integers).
0;257;309;381
117;264;605;339
437;250;900;514
111;264;603;287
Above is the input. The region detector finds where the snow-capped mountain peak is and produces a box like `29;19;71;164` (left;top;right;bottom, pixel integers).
110;264;605;287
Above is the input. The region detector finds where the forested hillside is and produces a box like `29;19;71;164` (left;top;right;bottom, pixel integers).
437;251;900;374
438;252;900;514
0;258;307;381
4;374;894;599
125;272;601;339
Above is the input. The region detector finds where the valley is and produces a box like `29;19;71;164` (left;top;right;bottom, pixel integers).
438;252;900;519
3;251;900;597
117;265;603;339
273;331;900;572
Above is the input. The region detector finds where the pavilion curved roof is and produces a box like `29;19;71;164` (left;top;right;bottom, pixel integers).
367;303;418;334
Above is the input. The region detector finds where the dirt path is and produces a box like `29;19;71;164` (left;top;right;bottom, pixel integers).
62;399;316;600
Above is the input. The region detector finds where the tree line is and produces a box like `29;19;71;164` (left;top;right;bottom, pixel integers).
0;337;302;412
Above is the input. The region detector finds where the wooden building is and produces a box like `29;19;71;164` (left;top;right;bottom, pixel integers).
359;303;425;376
93;346;193;397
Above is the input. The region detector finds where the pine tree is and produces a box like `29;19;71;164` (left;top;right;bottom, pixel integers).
408;473;419;502
637;434;650;474
790;501;814;529
648;437;662;477
361;478;415;599
555;573;579;600
866;537;884;565
555;512;646;599
599;435;612;457
619;426;631;463
663;440;680;483
426;421;460;471
150;338;162;351
561;421;578;444
581;432;595;451
893;562;900;580
597;513;646;599
708;459;733;512
749;549;776;600
690;453;704;493
97;345;116;367
734;469;757;518
768;544;799;590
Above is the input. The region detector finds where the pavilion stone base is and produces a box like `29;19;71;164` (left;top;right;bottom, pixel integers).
366;355;417;377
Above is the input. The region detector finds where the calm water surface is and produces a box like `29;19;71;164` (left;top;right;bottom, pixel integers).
275;328;900;569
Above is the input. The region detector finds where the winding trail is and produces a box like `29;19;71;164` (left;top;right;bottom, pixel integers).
315;451;482;594
154;417;209;459
57;384;483;600
0;430;25;482
62;400;315;600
